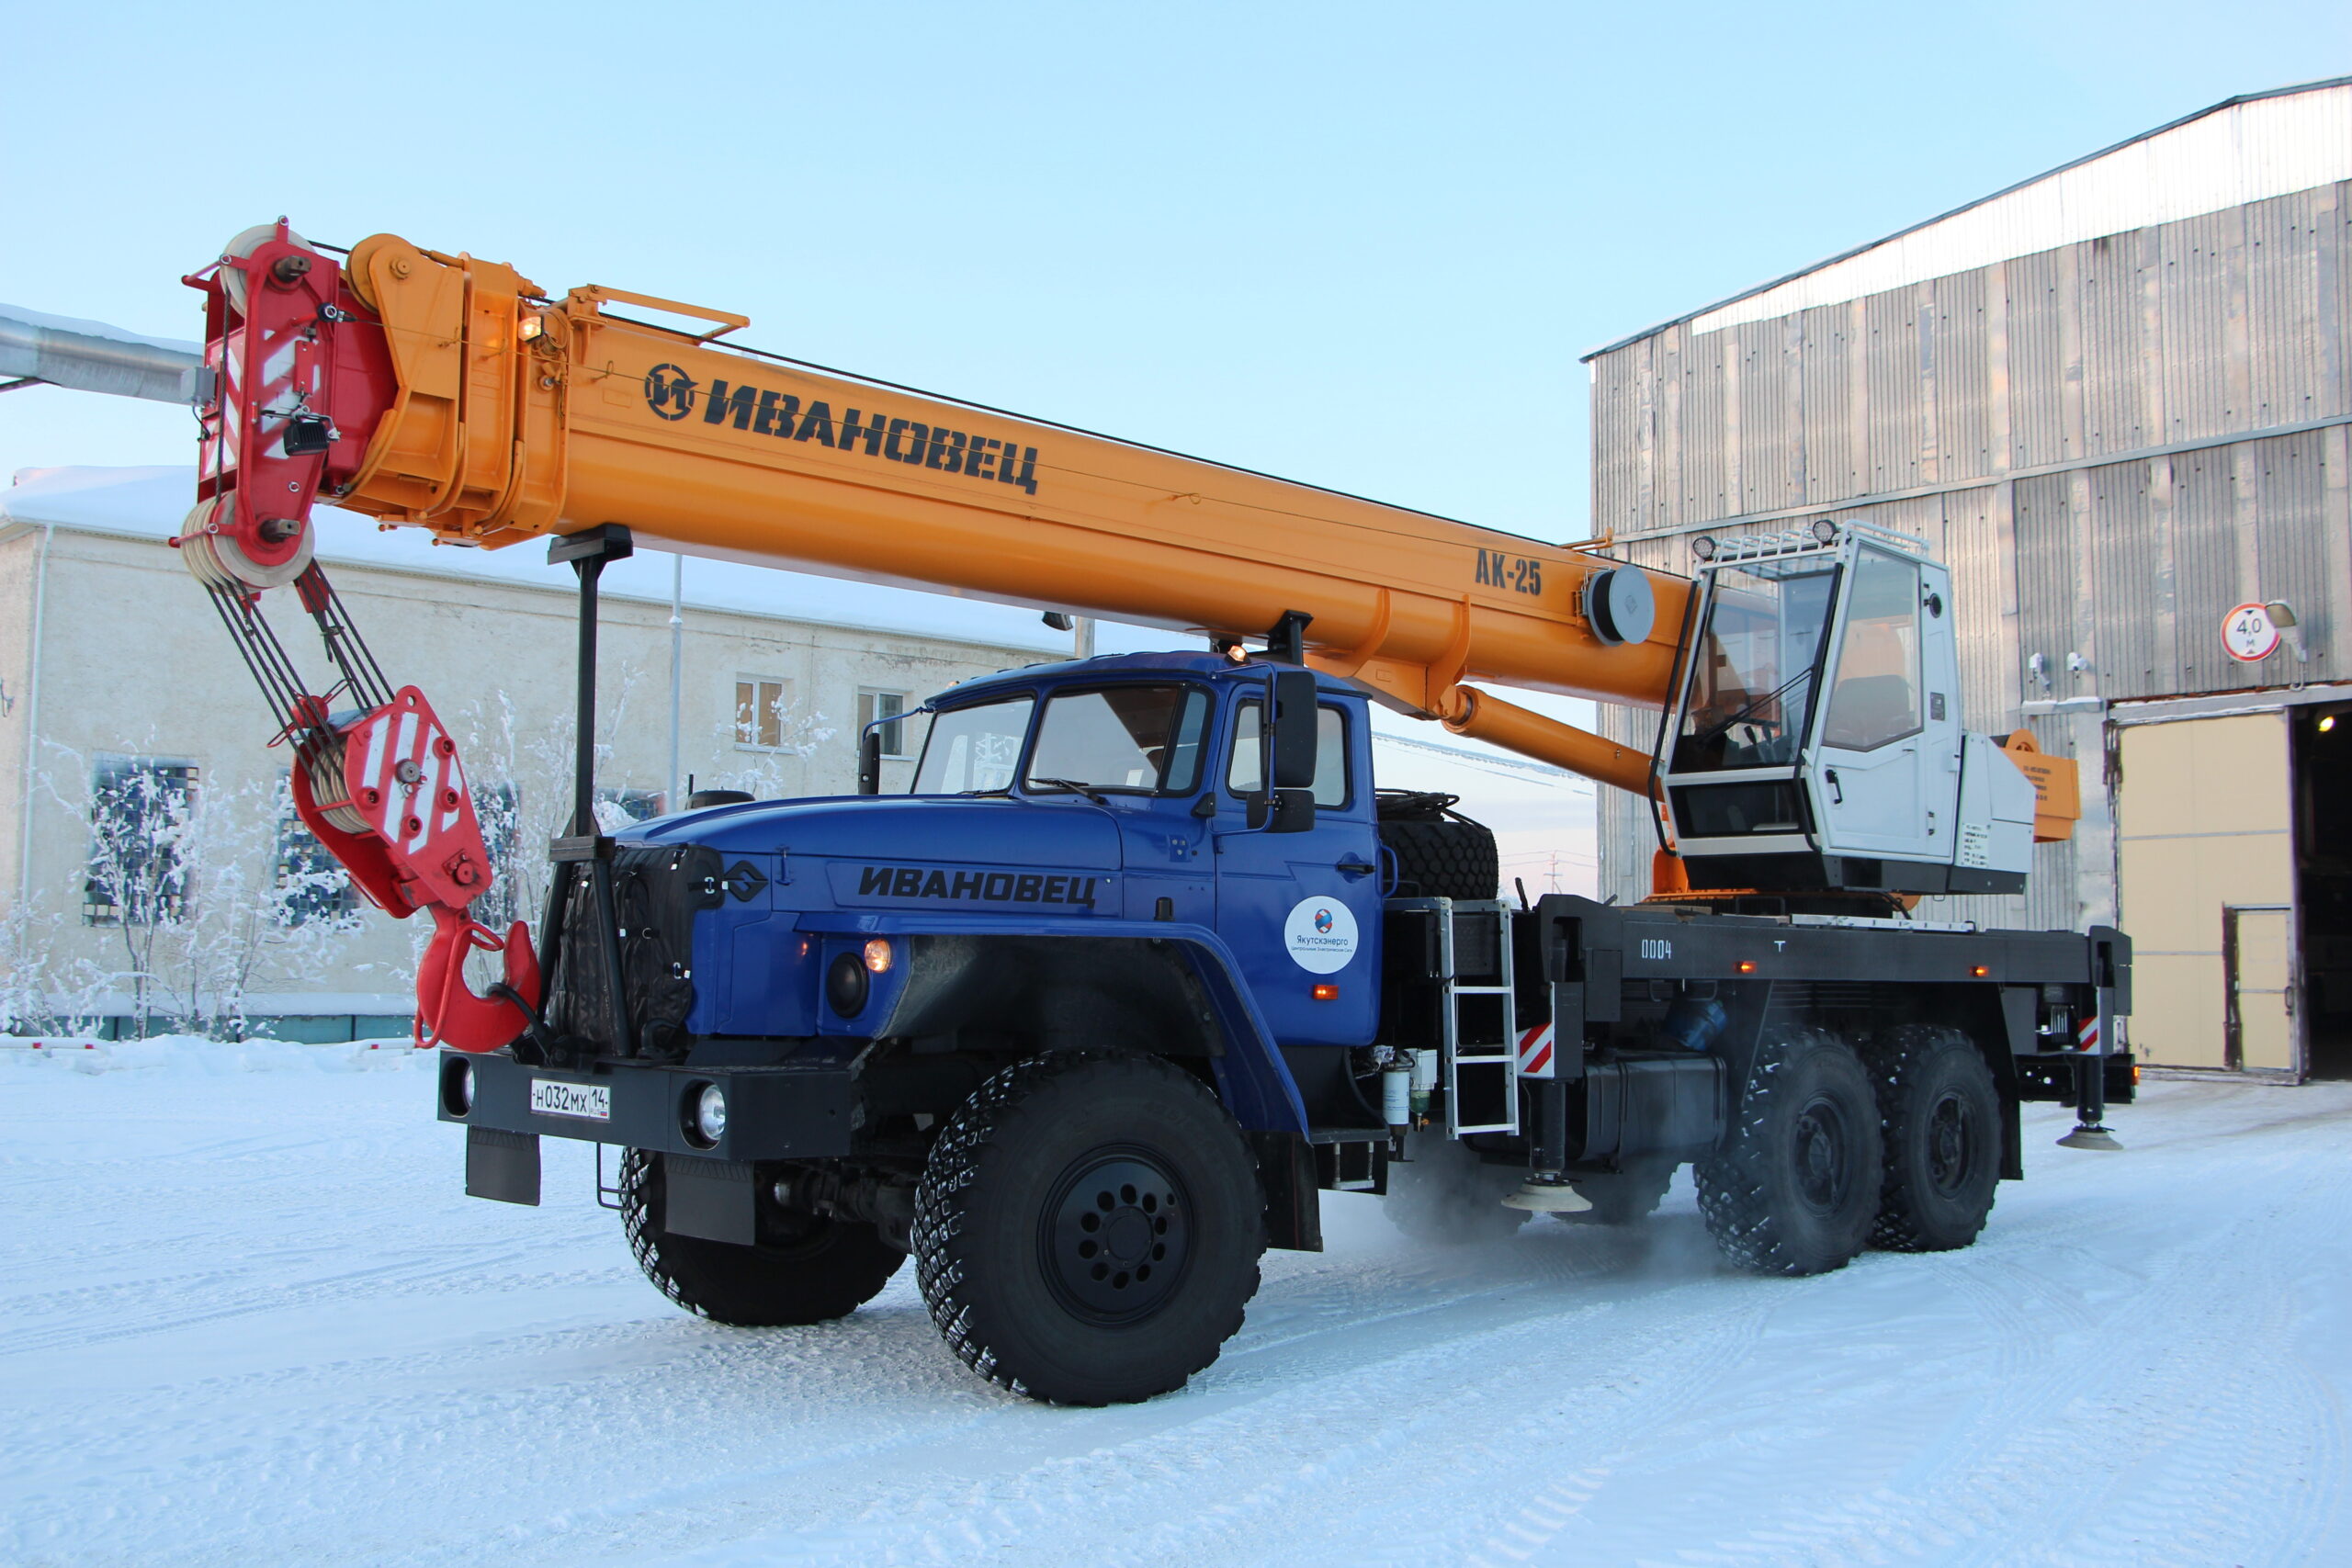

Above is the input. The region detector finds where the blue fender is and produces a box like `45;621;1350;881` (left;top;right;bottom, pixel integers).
794;911;1309;1134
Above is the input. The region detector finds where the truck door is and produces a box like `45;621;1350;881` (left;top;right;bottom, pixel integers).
1809;547;1960;866
1213;690;1381;1046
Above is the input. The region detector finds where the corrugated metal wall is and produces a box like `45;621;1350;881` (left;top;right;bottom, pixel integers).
1588;179;2352;929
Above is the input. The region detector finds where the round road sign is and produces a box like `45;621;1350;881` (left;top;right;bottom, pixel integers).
2222;603;2281;663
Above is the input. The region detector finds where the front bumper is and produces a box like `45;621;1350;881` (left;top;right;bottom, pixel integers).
436;1050;854;1162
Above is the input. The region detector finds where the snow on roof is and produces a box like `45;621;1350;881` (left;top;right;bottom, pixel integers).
0;464;1076;653
1588;76;2352;356
0;302;202;361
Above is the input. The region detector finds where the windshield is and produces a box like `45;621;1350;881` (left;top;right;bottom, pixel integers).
1024;685;1210;795
1669;562;1838;773
912;697;1035;793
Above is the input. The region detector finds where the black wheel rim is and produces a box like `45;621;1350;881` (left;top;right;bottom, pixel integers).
1791;1096;1851;1215
1040;1146;1189;1325
1925;1089;1978;1197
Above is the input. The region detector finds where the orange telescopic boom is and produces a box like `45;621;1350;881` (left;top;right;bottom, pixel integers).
179;224;1685;1045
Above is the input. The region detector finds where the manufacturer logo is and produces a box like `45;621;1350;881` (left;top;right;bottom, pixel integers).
644;363;696;421
1283;897;1359;975
644;364;1043;497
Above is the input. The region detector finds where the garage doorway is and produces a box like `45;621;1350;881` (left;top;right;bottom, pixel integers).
2116;712;2298;1073
2294;705;2352;1079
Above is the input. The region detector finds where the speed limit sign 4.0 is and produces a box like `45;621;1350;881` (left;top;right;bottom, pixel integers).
2222;603;2281;663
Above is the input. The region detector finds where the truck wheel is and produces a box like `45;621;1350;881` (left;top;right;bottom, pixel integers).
618;1149;902;1326
1383;1133;1530;1243
911;1050;1265;1405
1695;1028;1883;1276
1377;818;1499;901
1561;1162;1677;1226
1864;1025;2001;1252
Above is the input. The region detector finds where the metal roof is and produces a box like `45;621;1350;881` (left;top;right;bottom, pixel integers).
1585;77;2352;361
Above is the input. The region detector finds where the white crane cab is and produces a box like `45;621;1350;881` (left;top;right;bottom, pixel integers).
1658;521;2036;902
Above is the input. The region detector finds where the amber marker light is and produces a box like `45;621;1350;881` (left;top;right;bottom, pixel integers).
1312;984;1340;1001
1972;965;1990;977
863;938;895;975
1736;960;1757;974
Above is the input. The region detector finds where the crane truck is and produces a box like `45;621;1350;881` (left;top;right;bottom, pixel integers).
175;222;2131;1405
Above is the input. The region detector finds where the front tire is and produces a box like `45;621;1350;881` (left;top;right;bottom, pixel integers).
1864;1025;2001;1252
1695;1028;1882;1276
619;1150;903;1326
912;1051;1265;1405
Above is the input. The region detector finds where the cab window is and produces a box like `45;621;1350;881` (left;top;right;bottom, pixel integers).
1023;684;1211;795
1820;552;1923;752
1226;701;1350;808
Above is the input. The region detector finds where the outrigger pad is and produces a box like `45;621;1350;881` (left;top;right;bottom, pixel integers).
2057;1125;2123;1152
466;1127;542;1204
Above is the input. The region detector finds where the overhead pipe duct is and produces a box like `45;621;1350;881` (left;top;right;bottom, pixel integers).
0;303;205;403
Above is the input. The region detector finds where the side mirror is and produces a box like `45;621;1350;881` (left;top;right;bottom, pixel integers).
857;730;882;795
1265;787;1317;834
1270;669;1318;791
1244;787;1317;832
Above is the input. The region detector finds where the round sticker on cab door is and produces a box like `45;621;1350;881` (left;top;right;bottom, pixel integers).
1283;897;1359;974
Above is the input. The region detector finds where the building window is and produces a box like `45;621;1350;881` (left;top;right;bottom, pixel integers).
736;675;795;750
85;760;198;927
274;780;356;926
859;689;910;759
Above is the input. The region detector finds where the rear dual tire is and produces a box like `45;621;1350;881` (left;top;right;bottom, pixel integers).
1864;1025;2001;1253
1697;1028;1883;1276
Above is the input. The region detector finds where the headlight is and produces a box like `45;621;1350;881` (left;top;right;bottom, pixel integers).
693;1083;728;1145
827;951;871;1017
440;1055;474;1117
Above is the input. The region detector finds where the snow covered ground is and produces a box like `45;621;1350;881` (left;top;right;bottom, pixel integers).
3;1042;2346;1567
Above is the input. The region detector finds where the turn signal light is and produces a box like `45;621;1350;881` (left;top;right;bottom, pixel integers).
863;938;895;975
1312;984;1340;1001
1736;960;1757;974
1971;964;1990;977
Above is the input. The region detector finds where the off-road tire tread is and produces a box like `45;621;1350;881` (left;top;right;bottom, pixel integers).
1378;818;1498;901
1694;1027;1881;1277
912;1049;1264;1404
1862;1024;2000;1252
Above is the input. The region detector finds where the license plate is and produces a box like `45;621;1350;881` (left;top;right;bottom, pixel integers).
529;1078;611;1122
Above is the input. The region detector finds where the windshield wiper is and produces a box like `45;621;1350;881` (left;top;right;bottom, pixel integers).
953;786;1013;797
1029;777;1113;806
1689;669;1814;748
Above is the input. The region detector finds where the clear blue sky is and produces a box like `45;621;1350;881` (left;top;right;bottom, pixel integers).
3;0;2346;543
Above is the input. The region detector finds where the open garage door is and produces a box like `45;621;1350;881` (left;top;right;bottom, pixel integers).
2116;712;2300;1074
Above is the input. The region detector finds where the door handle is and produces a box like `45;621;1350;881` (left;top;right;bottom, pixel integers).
1825;769;1843;805
1336;856;1378;878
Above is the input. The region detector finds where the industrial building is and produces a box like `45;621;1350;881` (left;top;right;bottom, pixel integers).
1584;78;2352;1079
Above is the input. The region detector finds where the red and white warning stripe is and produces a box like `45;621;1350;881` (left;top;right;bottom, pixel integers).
2077;1010;2102;1053
1516;1021;1555;1079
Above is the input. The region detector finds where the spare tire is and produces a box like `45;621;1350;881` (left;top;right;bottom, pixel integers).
1375;791;1498;901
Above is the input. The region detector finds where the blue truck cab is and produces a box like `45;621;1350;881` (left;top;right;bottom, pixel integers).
611;651;1388;1139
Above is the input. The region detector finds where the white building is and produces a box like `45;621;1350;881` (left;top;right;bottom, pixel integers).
0;466;1061;1039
